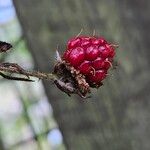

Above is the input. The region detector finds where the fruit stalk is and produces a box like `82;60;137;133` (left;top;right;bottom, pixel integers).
0;63;56;81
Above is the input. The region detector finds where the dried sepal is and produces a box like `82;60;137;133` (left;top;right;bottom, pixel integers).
53;51;91;98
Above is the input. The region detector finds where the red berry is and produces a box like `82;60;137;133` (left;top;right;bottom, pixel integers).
68;47;85;67
67;37;81;49
92;57;103;70
102;59;112;70
86;45;99;61
63;49;71;59
91;37;107;45
109;48;115;58
99;38;107;45
78;61;92;74
100;46;110;58
63;35;116;87
80;36;91;48
87;70;107;83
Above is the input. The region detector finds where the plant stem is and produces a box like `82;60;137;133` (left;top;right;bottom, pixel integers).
0;63;56;81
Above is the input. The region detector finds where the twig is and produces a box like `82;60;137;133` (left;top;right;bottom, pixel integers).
0;62;56;81
0;72;33;82
0;41;56;82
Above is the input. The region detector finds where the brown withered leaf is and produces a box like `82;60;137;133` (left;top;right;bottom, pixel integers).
0;41;12;52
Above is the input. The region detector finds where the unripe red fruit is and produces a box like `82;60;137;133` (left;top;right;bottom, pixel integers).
63;36;116;87
86;46;100;61
78;61;91;74
67;37;81;49
92;57;103;70
87;70;107;83
54;35;117;98
68;47;85;67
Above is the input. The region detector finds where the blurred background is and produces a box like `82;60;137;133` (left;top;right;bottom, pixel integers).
0;0;150;150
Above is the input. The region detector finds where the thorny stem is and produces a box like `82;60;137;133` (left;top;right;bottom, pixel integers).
0;63;56;81
23;71;56;80
0;41;57;82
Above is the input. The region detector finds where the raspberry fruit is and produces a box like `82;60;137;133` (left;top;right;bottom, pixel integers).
54;36;117;98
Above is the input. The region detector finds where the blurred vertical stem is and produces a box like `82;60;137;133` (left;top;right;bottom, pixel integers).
14;85;43;150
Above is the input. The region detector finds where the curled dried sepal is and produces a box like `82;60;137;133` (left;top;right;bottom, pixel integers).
53;51;91;98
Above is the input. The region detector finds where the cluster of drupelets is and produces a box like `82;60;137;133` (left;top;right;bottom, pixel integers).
63;36;116;88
